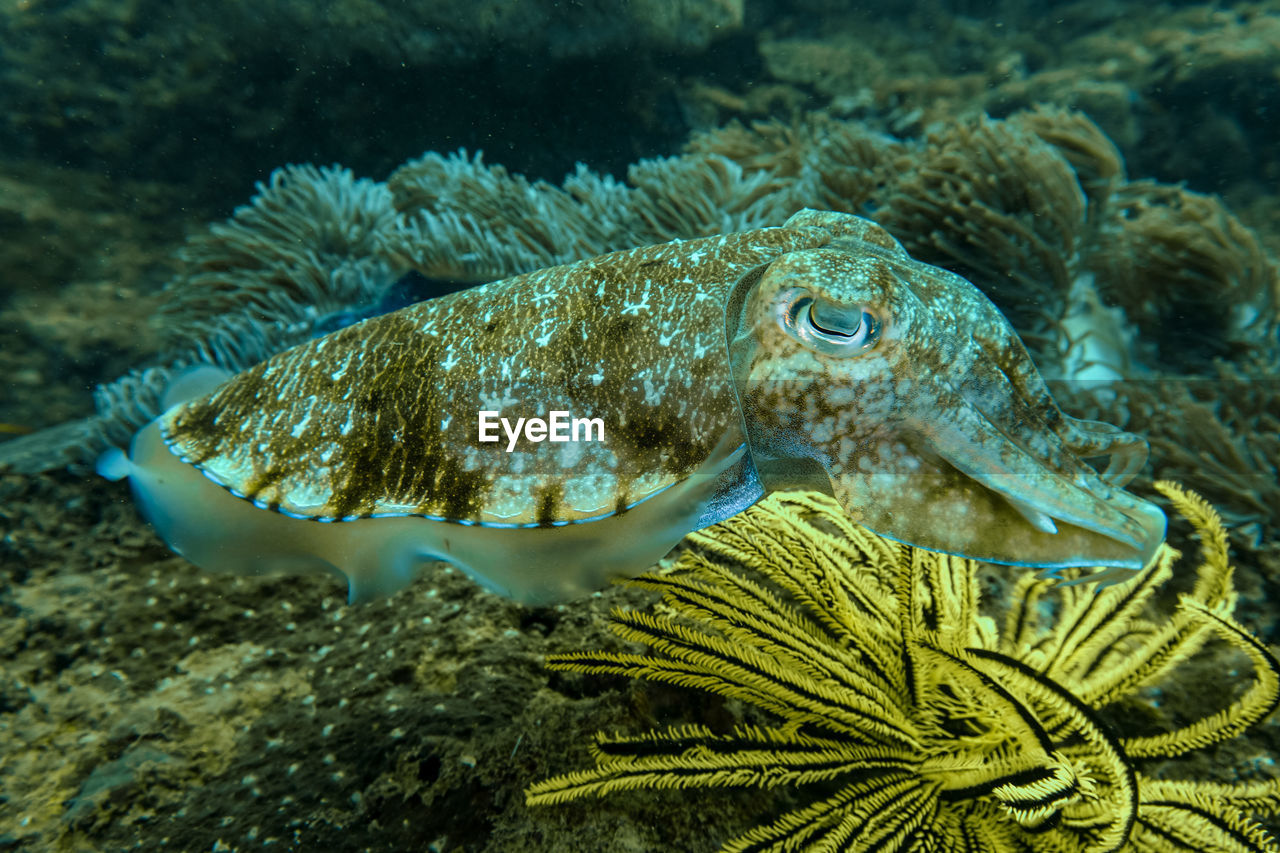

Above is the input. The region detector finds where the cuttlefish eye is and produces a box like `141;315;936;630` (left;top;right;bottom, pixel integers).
784;293;881;355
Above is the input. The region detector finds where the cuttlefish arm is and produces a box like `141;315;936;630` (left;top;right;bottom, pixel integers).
727;210;1165;577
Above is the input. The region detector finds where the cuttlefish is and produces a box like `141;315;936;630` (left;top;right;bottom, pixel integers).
99;210;1166;604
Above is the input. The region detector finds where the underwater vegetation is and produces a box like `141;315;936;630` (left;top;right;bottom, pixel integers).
527;484;1280;852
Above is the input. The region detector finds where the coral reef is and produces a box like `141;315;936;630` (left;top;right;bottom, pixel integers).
383;147;794;284
0;470;762;851
156;163;401;344
529;486;1280;851
688;2;1280;209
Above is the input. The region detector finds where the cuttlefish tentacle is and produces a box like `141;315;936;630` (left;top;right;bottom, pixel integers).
968;327;1148;486
921;388;1165;565
1053;417;1149;486
101;209;1166;604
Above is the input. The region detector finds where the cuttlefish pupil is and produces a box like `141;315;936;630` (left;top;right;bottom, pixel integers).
98;210;1166;605
783;292;881;353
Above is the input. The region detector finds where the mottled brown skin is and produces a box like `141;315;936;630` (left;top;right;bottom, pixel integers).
165;226;831;524
726;212;1164;572
160;209;1165;578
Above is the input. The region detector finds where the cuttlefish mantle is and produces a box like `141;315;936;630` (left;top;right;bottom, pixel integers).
99;210;1166;605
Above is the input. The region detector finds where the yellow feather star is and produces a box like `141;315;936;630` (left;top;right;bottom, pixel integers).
526;482;1280;852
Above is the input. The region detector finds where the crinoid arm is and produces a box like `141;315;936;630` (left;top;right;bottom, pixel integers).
526;487;1280;853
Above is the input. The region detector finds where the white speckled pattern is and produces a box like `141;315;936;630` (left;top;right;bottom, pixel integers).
111;211;1166;603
